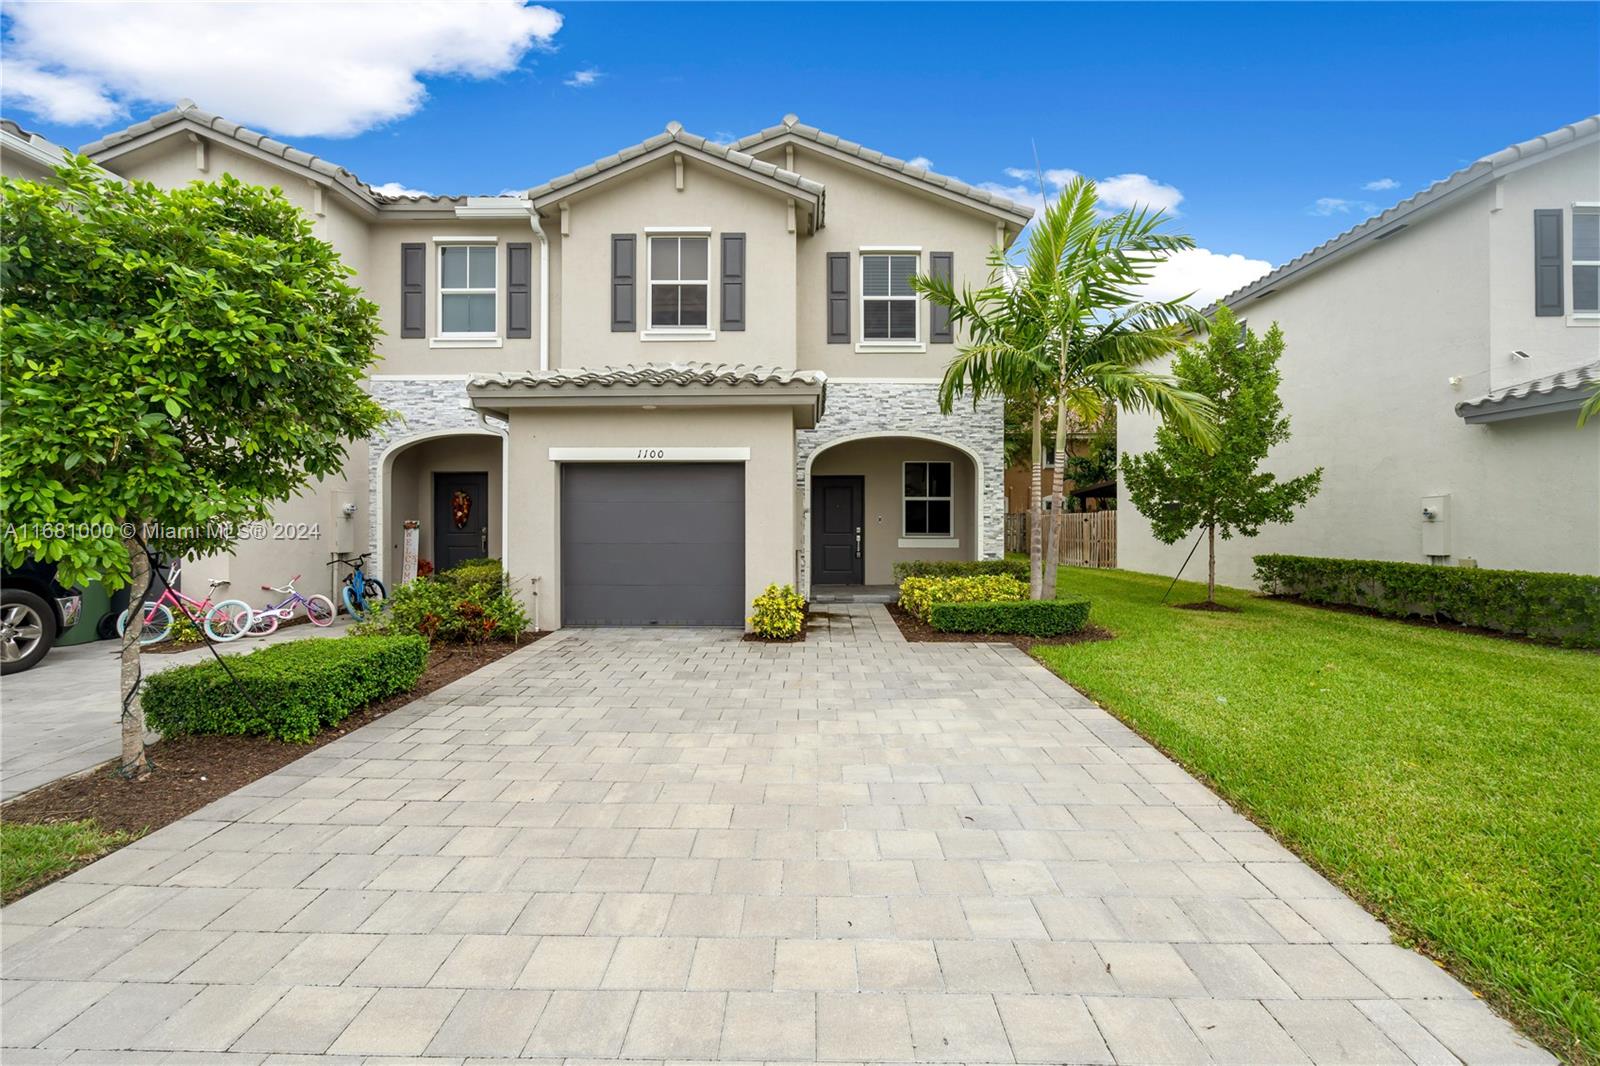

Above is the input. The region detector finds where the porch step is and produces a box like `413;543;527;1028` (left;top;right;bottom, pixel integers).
810;585;898;604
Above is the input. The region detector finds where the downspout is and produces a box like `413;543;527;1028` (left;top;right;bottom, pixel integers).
528;203;549;372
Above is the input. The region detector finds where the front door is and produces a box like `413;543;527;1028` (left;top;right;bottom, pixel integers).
433;471;489;573
811;476;864;585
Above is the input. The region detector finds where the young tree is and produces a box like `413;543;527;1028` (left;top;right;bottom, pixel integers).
917;177;1217;599
1;160;386;776
1123;307;1323;604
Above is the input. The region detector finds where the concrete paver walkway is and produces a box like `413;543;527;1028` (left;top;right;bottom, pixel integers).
0;605;1551;1064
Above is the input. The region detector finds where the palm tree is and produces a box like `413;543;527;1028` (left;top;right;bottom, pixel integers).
915;176;1218;599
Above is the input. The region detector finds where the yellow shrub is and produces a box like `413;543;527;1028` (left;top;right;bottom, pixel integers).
898;574;1029;621
749;583;806;639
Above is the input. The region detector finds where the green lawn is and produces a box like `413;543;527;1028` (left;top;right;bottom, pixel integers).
1031;566;1600;1062
0;820;134;903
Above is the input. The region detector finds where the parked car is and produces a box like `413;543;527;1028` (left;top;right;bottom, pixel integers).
1;559;83;674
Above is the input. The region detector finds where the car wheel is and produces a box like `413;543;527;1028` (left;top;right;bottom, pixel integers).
0;589;57;675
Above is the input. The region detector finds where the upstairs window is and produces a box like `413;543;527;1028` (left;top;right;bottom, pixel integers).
1575;208;1599;314
649;235;709;328
904;460;953;537
862;252;918;341
439;244;497;336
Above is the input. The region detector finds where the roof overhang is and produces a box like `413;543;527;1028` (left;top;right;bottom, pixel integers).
1456;362;1599;424
468;363;827;428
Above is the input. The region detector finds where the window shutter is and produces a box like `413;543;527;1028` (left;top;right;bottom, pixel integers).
720;233;746;331
506;242;533;339
826;251;850;343
1534;209;1563;316
611;234;636;332
929;251;954;343
400;242;425;338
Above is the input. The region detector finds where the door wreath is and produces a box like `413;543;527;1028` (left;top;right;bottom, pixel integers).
450;489;472;528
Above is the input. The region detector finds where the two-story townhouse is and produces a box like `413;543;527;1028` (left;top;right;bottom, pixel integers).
48;103;1030;628
1119;115;1600;587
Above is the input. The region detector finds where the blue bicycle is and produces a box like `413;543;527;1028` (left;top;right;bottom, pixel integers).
330;553;387;621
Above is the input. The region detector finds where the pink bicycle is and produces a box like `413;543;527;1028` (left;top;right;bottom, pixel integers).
115;562;254;645
247;573;336;636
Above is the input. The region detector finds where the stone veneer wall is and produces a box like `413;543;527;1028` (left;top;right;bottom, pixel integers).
365;377;502;582
795;381;1004;584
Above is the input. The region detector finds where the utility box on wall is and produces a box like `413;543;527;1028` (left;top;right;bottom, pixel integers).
330;492;358;555
1421;494;1451;559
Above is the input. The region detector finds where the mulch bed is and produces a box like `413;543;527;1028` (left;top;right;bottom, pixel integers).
886;601;1114;652
0;635;545;846
1260;594;1592;651
1173;601;1242;613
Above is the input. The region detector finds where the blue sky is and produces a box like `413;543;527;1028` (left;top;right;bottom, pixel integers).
3;1;1596;298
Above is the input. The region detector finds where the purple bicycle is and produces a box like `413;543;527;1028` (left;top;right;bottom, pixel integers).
248;573;336;636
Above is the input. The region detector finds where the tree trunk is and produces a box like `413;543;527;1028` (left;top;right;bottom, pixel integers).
1042;391;1071;601
1028;405;1044;600
119;533;151;778
1207;523;1216;604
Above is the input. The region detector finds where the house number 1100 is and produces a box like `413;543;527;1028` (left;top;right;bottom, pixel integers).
636;448;666;459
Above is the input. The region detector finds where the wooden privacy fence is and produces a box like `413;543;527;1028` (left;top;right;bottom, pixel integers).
1004;510;1117;568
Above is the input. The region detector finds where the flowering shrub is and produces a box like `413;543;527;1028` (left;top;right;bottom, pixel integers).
898;574;1028;622
749;583;806;640
357;570;528;644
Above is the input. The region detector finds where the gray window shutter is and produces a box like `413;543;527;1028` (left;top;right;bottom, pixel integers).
929;251;954;343
720;233;746;331
611;234;636;332
826;252;850;343
1534;209;1563;317
506;242;533;339
400;242;425;338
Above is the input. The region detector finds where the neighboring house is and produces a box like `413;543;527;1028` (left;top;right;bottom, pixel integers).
1120;115;1600;586
5;102;1030;627
0;118;74;181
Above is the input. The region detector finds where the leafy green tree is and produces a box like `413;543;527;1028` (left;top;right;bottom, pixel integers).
916;176;1217;599
1;160;386;776
1123;307;1323;604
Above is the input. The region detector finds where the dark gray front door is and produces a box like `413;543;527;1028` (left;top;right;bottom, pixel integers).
433;471;489;573
812;476;864;585
561;463;744;626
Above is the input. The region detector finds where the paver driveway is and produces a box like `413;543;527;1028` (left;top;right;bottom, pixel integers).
0;606;1551;1064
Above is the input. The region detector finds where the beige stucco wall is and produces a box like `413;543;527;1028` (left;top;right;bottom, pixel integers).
1119;173;1600;587
550;156;796;369
503;405;798;629
754;146;1006;380
811;437;977;583
382;434;504;568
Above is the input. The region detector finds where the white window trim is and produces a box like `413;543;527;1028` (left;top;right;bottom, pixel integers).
902;459;954;539
860;249;922;348
646;232;712;338
1572;206;1600;318
436;240;499;341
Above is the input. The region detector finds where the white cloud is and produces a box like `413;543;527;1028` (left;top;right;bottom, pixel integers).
986;165;1180;216
0;1;563;137
1131;247;1274;307
370;181;432;199
906;156;933;170
563;68;603;89
1363;177;1399;191
1310;197;1378;217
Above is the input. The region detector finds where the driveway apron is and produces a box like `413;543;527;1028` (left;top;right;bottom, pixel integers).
0;605;1550;1064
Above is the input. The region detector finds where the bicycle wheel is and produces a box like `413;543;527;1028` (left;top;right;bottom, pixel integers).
118;603;173;645
204;599;254;642
363;580;387;609
341;583;366;620
248;609;281;637
304;594;336;627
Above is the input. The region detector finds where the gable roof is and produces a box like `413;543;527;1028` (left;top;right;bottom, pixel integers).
77;99;468;211
730;114;1035;228
1211;115;1600;314
524;121;825;227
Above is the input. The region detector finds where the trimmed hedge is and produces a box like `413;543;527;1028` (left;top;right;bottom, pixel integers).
1253;554;1600;648
438;557;505;592
930;597;1092;637
899;574;1028;621
892;558;1030;583
143;635;429;742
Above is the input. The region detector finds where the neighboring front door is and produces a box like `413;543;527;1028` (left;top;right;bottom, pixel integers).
433;471;489;573
812;475;864;585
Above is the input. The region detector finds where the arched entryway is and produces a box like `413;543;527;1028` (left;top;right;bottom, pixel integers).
802;432;983;593
375;428;507;583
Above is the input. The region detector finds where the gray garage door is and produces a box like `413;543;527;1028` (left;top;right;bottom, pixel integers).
560;463;745;626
